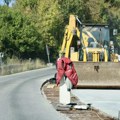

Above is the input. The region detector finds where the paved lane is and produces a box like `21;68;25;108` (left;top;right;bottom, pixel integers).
0;67;70;120
72;89;120;118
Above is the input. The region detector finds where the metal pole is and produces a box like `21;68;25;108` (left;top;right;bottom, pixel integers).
0;57;2;66
46;44;50;63
47;54;50;63
118;111;120;120
0;52;3;66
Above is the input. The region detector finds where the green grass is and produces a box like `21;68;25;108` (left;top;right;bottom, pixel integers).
0;58;47;75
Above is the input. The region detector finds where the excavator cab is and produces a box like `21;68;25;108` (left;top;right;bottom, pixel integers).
80;25;110;62
66;26;109;62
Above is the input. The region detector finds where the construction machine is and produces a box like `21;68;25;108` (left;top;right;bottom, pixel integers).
61;14;120;88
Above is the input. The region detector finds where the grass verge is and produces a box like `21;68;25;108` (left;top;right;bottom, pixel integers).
0;58;46;75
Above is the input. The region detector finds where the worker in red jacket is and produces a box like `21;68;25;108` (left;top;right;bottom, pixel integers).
56;51;78;91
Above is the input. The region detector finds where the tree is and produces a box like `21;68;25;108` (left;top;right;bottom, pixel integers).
31;0;64;60
100;0;120;48
58;0;91;23
0;6;42;59
14;0;63;60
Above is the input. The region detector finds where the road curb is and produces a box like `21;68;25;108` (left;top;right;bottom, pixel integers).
42;82;116;120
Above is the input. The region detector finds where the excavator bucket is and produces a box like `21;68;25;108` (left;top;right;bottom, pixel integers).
74;62;120;89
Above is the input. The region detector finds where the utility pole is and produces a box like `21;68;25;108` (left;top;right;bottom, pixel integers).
46;44;50;63
0;52;4;66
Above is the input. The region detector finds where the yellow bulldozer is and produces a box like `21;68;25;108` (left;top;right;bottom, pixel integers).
61;14;120;88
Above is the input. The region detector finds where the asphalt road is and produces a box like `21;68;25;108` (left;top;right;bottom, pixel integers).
72;89;120;119
0;66;70;120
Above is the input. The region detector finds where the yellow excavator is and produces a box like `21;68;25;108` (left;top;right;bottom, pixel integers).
61;14;120;88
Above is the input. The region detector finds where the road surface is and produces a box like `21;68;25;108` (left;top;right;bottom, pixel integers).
0;66;70;120
72;89;120;119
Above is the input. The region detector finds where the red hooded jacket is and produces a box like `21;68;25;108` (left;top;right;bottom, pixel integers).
56;57;78;87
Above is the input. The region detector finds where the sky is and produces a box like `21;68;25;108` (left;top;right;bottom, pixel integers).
0;0;15;6
0;0;4;5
